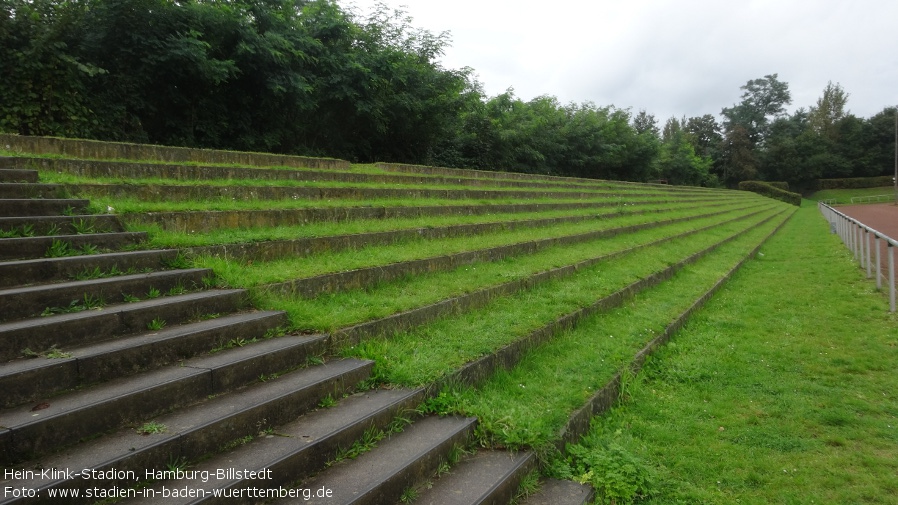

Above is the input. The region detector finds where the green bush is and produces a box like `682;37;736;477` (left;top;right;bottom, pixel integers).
815;176;894;190
766;181;790;191
738;181;801;206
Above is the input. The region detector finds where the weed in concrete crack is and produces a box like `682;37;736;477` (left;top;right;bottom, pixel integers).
399;487;418;503
20;345;72;360
137;421;167;435
123;293;141;303
167;282;187;296
71;218;95;234
162;252;192;269
147;318;166;331
46;239;71;258
318;394;337;409
147;287;161;299
78;243;99;255
166;456;188;472
41;293;105;316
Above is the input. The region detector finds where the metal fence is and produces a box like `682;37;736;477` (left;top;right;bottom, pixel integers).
819;202;896;312
850;194;895;204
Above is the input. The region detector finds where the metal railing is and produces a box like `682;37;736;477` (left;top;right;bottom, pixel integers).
850;194;894;204
817;202;898;312
819;202;896;312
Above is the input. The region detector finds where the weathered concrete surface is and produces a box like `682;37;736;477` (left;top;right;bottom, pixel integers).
0;133;350;170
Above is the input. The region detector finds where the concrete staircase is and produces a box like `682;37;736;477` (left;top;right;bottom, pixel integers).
0;162;591;504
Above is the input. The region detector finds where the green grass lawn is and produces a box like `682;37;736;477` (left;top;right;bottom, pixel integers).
808;186;897;204
555;202;898;504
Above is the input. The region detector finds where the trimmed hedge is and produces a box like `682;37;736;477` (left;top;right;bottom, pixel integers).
766;181;790;191
739;181;801;206
815;176;894;190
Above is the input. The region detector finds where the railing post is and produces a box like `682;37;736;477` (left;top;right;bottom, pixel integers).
864;228;873;279
890;243;896;313
876;235;882;290
889;242;895;312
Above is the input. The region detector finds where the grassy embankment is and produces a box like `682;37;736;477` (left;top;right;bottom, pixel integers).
551;203;898;504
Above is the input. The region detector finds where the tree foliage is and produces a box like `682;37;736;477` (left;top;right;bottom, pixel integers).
1;7;894;187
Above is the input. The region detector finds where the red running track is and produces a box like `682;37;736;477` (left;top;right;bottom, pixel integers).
835;203;898;287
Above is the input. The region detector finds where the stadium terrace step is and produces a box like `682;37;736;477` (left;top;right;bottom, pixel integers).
0;213;125;236
0;231;148;261
0;169;38;183
0;334;351;465
121;387;425;505
518;478;594;505
0;183;68;200
62;182;690;204
0;249;179;289
0;267;211;323
124;200;674;233
290;415;477;505
0;198;89;217
7;155;645;192
0;289;248;363
0;133;351;170
0;358;375;504
413;449;536;505
0;308;290;407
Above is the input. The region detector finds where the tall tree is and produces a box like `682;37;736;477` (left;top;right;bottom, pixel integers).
808;81;849;142
721;73;791;146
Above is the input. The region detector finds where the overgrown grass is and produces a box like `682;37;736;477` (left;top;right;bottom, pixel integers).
38;170;622;195
132;201;720;249
342;207;788;388
440;210;790;453
256;204;781;332
553;204;898;504
84;194;678;215
197;202;770;288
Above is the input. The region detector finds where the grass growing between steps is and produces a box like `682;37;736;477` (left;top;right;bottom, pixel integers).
255;204;782;332
37;170;694;199
75;193;647;215
194;202;767;288
343;208;789;387
552;204;898;504
434;210;790;453
131;202;715;248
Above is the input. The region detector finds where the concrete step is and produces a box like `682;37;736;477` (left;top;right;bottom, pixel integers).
0;157;22;168
0;183;67;199
519;479;594;505
15;155;625;192
0;288;247;363
0;198;89;217
0;231;147;261
0;309;290;408
0;214;124;237
0;169;38;183
0;358;374;503
0;332;342;465
123;387;425;504
0;267;211;323
63;182;633;204
413;450;536;505
0;249;179;289
293;415;477;505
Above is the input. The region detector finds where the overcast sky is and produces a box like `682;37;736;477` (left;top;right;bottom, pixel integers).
342;0;897;123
